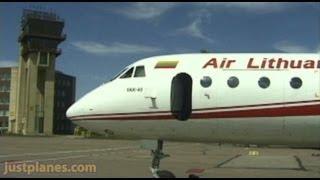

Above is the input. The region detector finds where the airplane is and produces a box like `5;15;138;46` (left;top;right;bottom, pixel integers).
66;53;320;178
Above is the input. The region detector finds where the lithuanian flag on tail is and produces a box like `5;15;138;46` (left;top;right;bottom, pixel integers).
154;61;179;69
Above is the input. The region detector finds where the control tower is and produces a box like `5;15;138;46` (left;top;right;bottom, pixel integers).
12;9;66;135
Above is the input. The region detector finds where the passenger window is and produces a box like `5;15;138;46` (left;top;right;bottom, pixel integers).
134;66;146;77
227;76;239;88
290;77;302;89
258;77;270;89
200;76;212;88
120;67;134;79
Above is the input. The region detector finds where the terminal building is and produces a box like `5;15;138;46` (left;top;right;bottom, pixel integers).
1;9;76;135
53;71;76;134
0;67;76;134
0;68;15;128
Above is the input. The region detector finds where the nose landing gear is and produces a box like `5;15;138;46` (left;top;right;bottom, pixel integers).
149;139;201;178
150;140;175;178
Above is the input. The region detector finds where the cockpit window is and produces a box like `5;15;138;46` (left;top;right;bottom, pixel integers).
134;66;146;77
109;67;128;82
120;67;134;79
109;65;145;81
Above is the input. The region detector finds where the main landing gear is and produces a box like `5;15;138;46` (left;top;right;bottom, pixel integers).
149;140;200;178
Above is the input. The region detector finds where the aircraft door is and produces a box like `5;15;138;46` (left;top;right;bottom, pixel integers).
171;73;192;121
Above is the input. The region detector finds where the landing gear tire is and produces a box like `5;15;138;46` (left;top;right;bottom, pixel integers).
188;174;200;178
156;170;176;178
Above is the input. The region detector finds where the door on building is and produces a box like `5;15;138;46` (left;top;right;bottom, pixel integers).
38;117;44;134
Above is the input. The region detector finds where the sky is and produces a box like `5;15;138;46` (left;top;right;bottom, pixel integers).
1;2;320;100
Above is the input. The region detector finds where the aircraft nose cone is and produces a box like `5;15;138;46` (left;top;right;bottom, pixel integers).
66;98;86;119
66;88;100;119
66;83;108;120
66;102;78;119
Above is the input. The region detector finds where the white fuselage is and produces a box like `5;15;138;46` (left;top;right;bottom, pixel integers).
67;53;320;148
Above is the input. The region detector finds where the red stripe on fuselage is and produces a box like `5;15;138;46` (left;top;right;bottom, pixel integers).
192;103;320;119
193;99;320;111
70;102;320;121
70;100;320;119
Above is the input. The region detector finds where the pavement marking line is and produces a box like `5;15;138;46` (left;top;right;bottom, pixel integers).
293;155;307;171
216;166;304;171
0;155;88;166
217;155;302;171
215;154;242;168
0;146;138;158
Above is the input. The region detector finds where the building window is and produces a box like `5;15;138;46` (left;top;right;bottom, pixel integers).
200;76;212;88
0;97;9;105
134;66;146;77
0;85;9;92
3;120;8;127
61;91;66;97
258;77;270;89
290;77;302;89
1;73;11;81
227;76;239;88
0;110;8;117
5;73;10;81
5;85;10;92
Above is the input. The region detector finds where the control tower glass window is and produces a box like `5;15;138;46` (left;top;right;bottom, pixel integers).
134;66;146;77
39;52;49;66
